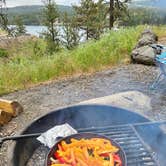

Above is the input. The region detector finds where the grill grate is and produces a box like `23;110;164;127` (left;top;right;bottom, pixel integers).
78;125;158;166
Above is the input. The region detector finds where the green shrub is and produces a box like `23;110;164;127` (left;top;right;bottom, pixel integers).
0;48;9;58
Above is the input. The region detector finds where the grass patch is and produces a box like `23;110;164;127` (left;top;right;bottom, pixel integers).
151;25;166;38
0;29;7;35
0;48;9;58
0;25;165;95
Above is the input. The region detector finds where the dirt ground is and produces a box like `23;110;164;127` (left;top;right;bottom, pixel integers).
0;64;166;165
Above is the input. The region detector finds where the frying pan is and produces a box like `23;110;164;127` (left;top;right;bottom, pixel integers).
46;132;127;166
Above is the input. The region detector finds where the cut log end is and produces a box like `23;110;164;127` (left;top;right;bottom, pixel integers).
0;109;12;125
0;99;23;117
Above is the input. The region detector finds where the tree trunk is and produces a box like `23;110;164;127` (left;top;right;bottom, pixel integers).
86;27;89;40
51;21;55;42
109;0;114;30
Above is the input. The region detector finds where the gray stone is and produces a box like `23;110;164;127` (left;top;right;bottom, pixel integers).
79;91;152;115
136;29;158;48
131;29;158;65
131;45;156;65
136;36;157;48
140;29;158;41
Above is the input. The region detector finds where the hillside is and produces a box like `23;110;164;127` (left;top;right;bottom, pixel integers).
7;5;73;15
4;1;166;25
6;5;73;25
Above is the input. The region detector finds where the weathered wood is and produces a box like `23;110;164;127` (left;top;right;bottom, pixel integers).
0;109;12;125
0;99;23;117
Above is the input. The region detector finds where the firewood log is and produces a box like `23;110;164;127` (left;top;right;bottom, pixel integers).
0;109;12;125
0;99;23;117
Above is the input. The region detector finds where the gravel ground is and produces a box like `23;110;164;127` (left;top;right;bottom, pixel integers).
0;64;166;165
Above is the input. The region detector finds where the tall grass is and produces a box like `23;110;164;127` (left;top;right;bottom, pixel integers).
0;25;165;95
0;29;6;35
151;25;166;38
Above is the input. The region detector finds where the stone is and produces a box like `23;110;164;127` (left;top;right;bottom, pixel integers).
140;29;158;41
136;29;158;48
136;35;157;48
79;91;152;114
131;45;156;65
131;29;158;65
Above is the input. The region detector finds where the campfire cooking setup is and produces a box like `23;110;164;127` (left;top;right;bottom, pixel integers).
1;29;165;166
2;104;166;166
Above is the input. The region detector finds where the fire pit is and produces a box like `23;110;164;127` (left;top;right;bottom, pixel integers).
8;104;166;166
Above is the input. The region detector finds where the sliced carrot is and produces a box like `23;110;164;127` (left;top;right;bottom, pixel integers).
76;158;88;166
52;138;121;166
109;154;114;166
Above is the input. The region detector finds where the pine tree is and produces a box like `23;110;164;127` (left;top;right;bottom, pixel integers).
61;13;80;49
14;16;26;36
73;0;107;40
0;0;9;33
108;0;130;29
42;0;60;53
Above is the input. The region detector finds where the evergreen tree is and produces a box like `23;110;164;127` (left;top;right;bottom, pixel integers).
42;0;60;53
0;11;8;31
61;13;80;49
108;0;130;29
73;0;107;40
0;0;20;36
14;16;26;35
0;0;9;33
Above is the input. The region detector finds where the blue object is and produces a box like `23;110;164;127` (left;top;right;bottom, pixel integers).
156;52;166;63
151;52;166;89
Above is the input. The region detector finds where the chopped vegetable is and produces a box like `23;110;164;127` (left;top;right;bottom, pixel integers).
50;138;122;166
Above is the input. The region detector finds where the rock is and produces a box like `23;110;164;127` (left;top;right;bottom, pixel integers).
131;29;158;65
136;29;158;48
136;36;156;48
79;91;152;115
141;29;158;41
131;45;156;65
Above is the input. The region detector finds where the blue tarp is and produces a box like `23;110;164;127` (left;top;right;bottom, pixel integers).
156;52;166;63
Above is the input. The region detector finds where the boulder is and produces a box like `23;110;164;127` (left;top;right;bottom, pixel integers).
131;29;158;65
131;45;156;65
79;91;151;114
140;29;158;41
136;35;156;48
136;29;158;48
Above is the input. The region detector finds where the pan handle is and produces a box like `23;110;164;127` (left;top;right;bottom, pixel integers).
0;133;41;147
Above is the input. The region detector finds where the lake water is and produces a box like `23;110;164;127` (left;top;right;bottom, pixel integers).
25;25;47;36
24;25;86;41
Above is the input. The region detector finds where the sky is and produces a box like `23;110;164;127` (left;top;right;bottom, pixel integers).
5;0;80;7
5;0;150;8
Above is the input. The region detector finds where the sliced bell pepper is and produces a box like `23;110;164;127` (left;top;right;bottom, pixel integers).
54;152;66;164
113;154;122;166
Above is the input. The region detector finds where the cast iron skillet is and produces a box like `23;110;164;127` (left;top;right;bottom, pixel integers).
46;132;127;166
